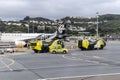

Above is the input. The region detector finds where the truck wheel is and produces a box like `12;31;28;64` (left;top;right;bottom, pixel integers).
0;52;4;54
34;50;38;53
52;51;56;54
81;47;86;51
100;45;104;49
63;50;67;54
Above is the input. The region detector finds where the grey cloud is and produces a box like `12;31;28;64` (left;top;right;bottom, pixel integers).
0;0;120;20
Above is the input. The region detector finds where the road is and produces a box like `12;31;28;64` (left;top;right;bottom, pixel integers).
0;41;120;80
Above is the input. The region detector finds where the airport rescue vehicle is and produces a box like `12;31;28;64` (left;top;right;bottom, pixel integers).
29;23;69;53
76;38;106;50
29;39;66;53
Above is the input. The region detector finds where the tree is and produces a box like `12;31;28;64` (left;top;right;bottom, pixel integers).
24;16;30;21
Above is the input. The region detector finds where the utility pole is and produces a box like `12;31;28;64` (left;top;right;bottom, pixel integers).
33;23;34;33
28;25;29;33
25;24;29;33
30;20;35;33
96;12;99;39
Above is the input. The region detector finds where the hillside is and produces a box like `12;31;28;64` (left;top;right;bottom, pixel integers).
60;14;120;36
0;14;120;36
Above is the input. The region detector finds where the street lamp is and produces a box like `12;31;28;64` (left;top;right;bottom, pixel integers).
96;12;99;39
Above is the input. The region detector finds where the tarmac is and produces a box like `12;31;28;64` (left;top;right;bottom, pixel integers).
0;41;120;80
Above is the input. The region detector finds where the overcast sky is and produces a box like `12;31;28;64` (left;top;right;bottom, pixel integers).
0;0;120;20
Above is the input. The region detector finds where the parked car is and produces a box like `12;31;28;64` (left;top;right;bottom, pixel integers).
50;46;68;54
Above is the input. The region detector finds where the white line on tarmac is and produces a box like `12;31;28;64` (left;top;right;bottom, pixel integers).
62;55;83;61
44;73;120;80
62;55;108;65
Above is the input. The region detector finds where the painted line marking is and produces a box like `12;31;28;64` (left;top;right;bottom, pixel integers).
0;58;14;69
71;53;84;56
93;56;102;59
0;55;15;71
62;55;83;61
62;55;101;64
6;58;15;67
45;73;120;80
37;79;47;80
0;59;13;71
62;54;109;65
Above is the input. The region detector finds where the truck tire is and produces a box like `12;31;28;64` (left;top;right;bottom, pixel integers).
52;51;56;54
63;50;67;54
34;50;38;53
0;52;4;54
81;47;86;50
100;45;104;49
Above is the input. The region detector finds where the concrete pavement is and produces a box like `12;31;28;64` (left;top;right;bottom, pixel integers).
0;41;120;80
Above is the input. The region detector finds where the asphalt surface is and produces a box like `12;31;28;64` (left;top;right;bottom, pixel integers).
0;41;120;80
